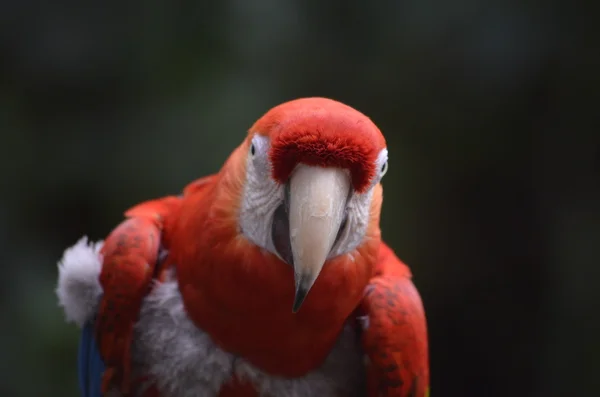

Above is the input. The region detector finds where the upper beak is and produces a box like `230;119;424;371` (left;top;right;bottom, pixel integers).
288;164;351;313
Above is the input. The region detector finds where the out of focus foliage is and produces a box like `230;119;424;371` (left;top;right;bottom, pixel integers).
0;1;597;396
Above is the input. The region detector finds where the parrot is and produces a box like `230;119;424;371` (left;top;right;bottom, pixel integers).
56;97;429;397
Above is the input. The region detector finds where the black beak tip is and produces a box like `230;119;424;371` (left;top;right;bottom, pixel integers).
292;285;309;313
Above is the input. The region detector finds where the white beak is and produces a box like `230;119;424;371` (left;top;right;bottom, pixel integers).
288;164;351;312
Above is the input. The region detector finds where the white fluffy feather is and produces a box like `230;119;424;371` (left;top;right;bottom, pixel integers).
56;236;104;327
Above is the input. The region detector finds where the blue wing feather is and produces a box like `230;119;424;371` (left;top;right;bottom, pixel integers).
77;321;105;397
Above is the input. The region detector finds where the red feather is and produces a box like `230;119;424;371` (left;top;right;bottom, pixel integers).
360;243;430;397
251;97;386;193
95;195;182;395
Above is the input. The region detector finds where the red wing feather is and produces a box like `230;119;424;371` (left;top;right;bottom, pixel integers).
95;194;184;395
360;243;430;397
95;175;218;395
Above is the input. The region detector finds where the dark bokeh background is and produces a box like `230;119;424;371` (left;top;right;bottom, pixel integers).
1;1;598;396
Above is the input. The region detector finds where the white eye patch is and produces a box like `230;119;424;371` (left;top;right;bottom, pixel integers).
375;148;388;180
249;134;271;176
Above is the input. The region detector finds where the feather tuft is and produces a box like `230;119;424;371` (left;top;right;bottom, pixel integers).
56;236;104;327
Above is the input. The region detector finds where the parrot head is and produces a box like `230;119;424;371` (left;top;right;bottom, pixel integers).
176;97;388;325
235;97;388;312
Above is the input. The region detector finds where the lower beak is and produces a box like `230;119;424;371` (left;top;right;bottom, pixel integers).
288;164;351;313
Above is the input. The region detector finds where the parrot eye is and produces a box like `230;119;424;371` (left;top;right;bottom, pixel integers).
380;160;388;177
247;134;271;176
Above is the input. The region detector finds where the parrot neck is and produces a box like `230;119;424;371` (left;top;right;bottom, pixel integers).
173;237;379;378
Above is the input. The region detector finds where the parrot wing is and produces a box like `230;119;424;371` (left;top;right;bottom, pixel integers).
360;242;430;397
78;321;105;397
77;175;216;396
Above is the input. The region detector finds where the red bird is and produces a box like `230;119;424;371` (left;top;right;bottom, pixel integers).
56;97;430;397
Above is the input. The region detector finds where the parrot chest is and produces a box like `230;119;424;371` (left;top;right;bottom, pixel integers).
129;275;367;397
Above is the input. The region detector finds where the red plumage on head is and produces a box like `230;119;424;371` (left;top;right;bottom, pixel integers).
250;97;386;193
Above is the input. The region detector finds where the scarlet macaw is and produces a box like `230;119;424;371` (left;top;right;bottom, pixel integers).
56;97;429;397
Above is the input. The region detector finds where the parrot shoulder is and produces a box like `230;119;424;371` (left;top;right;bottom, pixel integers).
55;185;191;327
359;242;430;397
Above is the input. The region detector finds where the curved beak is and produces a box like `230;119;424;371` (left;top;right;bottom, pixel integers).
288;164;351;313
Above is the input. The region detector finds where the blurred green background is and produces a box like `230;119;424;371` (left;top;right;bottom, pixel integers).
1;1;597;396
